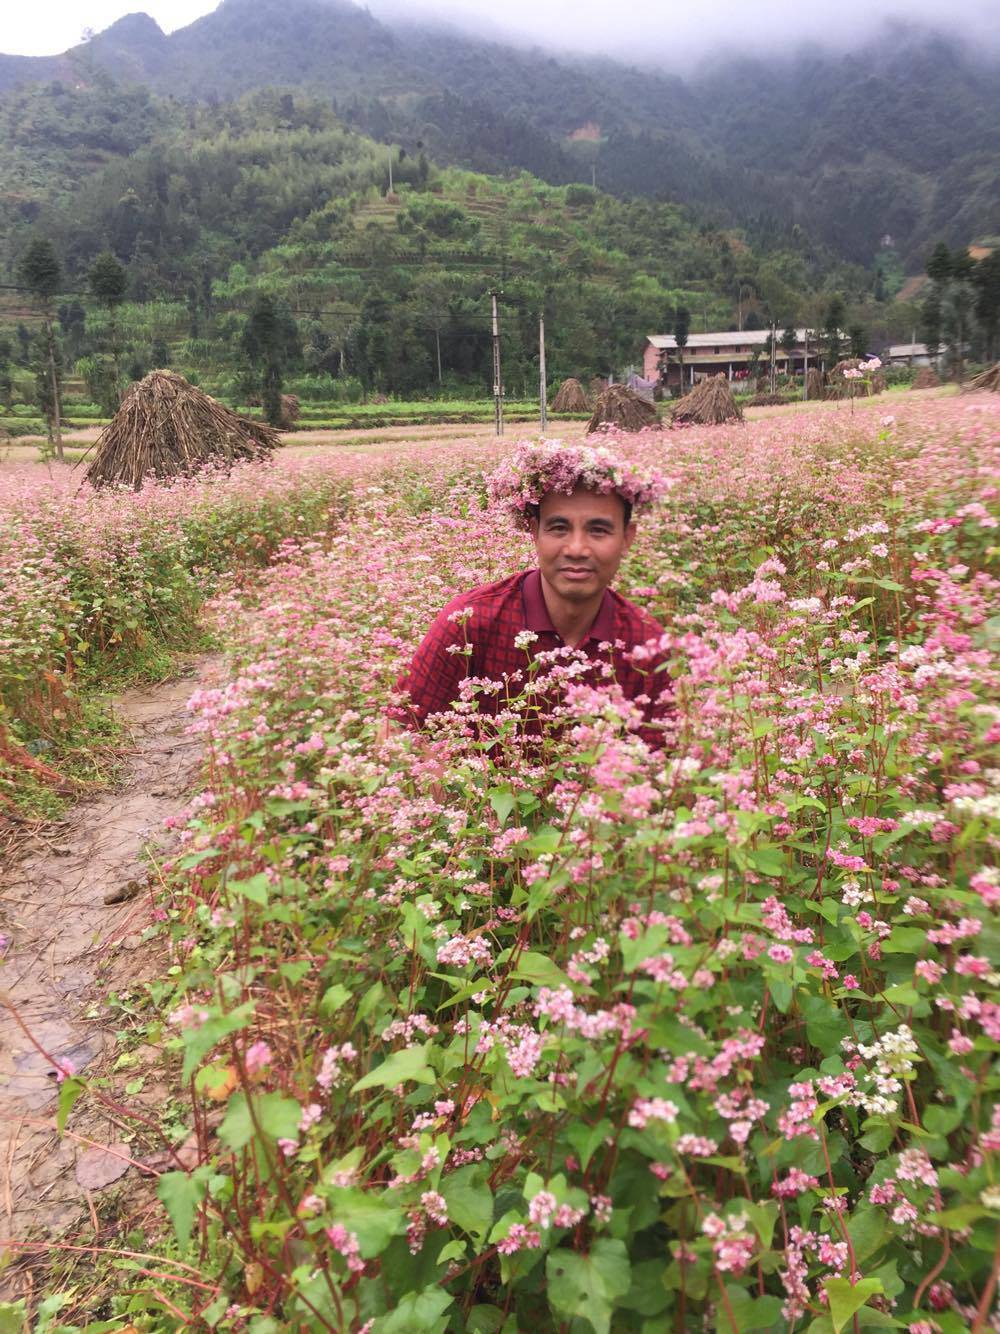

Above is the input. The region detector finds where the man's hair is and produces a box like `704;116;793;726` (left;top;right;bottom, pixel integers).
528;492;633;528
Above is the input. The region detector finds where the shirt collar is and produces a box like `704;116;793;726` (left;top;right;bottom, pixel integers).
522;568;617;644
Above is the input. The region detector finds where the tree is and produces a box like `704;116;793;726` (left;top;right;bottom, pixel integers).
674;306;690;392
240;294;301;425
30;330;63;454
0;335;13;409
88;251;129;399
822;296;845;367
920;292;943;364
928;245;975;382
18;238;64;460
972;251;1000;362
849;324;869;359
926;241;953;290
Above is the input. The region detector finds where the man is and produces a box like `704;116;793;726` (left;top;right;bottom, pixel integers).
391;441;672;748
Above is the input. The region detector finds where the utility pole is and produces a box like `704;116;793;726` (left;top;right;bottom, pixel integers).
802;328;809;400
539;313;547;433
387;144;393;194
769;322;777;394
490;288;504;436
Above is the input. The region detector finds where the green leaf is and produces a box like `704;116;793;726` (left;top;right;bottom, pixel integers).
327;1189;406;1258
923;1105;963;1136
882;927;927;954
747;847;786;876
351;1042;434;1092
441;1164;493;1244
157;1166;211;1250
319;983;352;1016
228;872;271;905
526;825;562;855
218;1092;302;1149
567;1119;612;1172
374;1286;453;1333
848;1205;888;1263
56;1076;85;1133
546;1239;631;1334
801;994;847;1053
741;1200;778;1249
467;1307;505;1334
725;1286;785;1330
180;1001;255;1081
489;787;516;826
0;1302;28;1334
824;1277;885;1333
513;951;574;991
356;980;385;1026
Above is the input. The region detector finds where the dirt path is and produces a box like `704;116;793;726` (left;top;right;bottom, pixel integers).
0;656;221;1291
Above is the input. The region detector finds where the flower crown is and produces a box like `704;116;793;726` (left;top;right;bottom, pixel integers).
487;440;669;532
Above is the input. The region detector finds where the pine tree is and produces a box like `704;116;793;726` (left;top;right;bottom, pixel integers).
971;251;1000;363
18;238;64;460
241;294;301;425
673;307;690;393
88;251;129;401
822;296;845;367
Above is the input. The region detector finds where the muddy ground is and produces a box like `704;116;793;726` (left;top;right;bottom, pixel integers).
0;657;222;1301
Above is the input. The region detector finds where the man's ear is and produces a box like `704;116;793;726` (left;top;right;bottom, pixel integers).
528;516;540;541
623;520;638;551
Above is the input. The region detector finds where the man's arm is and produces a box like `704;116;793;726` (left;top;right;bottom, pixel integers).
388;604;473;730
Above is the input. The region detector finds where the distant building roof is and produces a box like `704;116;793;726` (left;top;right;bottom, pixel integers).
647;328;810;351
887;342;931;357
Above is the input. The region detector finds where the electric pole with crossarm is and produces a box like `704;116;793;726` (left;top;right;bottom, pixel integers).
489;287;504;436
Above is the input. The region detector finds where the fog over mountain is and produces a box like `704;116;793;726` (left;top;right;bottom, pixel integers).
7;0;1000;62
369;0;1000;68
1;0;997;270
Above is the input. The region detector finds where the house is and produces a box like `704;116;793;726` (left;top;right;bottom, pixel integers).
885;342;935;367
644;328;814;390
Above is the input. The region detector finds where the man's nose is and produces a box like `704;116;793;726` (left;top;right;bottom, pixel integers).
565;527;590;557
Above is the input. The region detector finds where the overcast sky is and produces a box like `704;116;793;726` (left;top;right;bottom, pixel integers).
4;0;997;62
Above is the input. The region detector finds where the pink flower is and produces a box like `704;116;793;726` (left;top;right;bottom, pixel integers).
496;1223;542;1255
628;1097;678;1129
244;1041;272;1075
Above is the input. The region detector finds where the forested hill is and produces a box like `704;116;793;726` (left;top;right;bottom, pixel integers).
1;0;997;271
0;81;858;397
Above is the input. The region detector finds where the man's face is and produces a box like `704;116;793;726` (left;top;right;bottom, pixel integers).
530;486;636;604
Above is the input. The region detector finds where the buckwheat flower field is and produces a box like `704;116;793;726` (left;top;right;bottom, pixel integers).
3;397;999;1331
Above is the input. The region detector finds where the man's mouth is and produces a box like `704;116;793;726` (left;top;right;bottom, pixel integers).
560;567;594;581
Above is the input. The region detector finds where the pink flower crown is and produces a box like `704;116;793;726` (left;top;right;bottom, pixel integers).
487;440;669;532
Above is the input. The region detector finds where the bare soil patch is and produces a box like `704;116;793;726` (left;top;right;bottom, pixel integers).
0;656;221;1297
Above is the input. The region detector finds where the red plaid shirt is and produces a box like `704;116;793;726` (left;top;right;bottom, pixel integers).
392;569;672;747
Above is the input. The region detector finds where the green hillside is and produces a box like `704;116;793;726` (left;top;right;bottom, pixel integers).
2;83;902;402
1;0;996;270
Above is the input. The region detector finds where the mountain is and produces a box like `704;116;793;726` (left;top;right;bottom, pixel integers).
1;0;997;270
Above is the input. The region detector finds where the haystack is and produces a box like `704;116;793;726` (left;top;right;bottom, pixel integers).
280;393;301;428
82;370;280;490
747;391;792;407
551;378;589;412
586;384;660;434
671;374;743;426
961;362;1000;393
589;376;608;398
806;367;825;400
911;366;940;389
